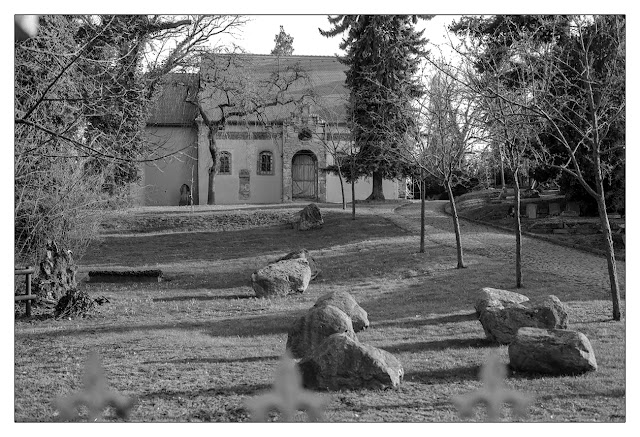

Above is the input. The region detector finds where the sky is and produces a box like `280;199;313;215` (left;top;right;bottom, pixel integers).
220;15;462;57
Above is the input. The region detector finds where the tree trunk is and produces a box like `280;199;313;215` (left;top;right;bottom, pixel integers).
206;124;218;205
445;179;465;268
500;153;506;191
351;154;356;220
366;170;385;201
595;196;622;320
420;174;425;253
207;168;215;205
337;167;346;210
513;169;523;288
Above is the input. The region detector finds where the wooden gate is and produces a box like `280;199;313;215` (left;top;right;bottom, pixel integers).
292;152;317;199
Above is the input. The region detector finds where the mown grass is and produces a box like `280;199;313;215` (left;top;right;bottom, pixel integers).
14;205;625;422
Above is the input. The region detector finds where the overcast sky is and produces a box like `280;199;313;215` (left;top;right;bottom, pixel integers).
222;15;461;57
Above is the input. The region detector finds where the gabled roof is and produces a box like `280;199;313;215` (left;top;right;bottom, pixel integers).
200;54;348;124
146;73;199;126
147;55;349;127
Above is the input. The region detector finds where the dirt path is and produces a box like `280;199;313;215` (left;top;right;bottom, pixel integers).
390;201;626;296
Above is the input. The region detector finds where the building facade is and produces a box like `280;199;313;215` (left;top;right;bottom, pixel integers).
138;55;403;206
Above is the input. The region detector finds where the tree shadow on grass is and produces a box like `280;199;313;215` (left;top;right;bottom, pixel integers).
404;364;481;384
372;312;478;329
83;214;407;267
152;293;255;303
15;310;303;339
139;383;271;401
142;355;280;365
382;337;494;354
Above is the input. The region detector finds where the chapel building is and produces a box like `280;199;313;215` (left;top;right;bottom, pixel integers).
138;54;404;206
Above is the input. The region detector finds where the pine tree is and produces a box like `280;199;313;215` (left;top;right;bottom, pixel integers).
320;15;430;199
271;25;294;56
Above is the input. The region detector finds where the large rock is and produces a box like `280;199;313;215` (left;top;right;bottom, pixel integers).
474;287;530;315
298;333;404;390
478;295;569;344
313;290;369;332
294;203;324;231
286;305;356;359
273;249;320;280
251;258;311;298
509;327;597;375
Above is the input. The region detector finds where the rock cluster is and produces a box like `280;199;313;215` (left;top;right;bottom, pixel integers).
475;287;597;375
478;294;568;344
287;291;402;390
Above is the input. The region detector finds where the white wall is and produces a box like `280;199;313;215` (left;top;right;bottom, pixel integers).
142;126;198;206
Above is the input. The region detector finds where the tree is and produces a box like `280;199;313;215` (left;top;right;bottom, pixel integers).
452;15;625;319
525;16;625;320
271;25;294;56
320;15;430;200
185;54;312;204
15;15;246;261
421;67;487;267
311;97;351;210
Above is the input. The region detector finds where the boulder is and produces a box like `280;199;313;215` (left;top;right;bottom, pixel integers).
298;333;404;390
294;203;324;231
313;290;369;332
474;287;530;315
273;249;321;280
251;258;311;298
286;305;356;359
478;295;569;344
509;327;597;375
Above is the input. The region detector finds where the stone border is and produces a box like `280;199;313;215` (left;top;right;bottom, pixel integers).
442;202;625;262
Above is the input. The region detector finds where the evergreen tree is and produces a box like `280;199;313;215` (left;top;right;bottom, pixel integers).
320;15;430;200
271;25;294;56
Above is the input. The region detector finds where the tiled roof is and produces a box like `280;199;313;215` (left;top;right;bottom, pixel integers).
200;54;348;124
146;73;199;126
147;55;349;126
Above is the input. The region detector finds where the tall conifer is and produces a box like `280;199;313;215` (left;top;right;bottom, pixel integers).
321;15;430;199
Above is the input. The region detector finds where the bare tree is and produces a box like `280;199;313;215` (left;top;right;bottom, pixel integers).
522;16;625;319
182;54;312;204
14;15;248;263
451;15;624;318
309;95;353;209
420;66;487;268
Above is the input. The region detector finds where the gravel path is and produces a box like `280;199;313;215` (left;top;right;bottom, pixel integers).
389;200;626;295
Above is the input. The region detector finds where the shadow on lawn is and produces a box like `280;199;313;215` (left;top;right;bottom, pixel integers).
152;293;255;303
404;364;481;383
142;355;280;365
14;311;302;339
83;214;407;267
382;337;493;354
139;383;271;402
372;312;478;329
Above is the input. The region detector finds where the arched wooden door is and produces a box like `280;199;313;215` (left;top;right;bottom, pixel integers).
292;152;317;199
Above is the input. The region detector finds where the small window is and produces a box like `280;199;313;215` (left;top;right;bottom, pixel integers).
258;151;274;175
219;151;231;174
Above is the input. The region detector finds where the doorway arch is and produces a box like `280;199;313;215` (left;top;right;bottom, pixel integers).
292;150;318;200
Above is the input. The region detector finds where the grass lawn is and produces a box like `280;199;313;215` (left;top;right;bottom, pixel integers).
14;204;625;422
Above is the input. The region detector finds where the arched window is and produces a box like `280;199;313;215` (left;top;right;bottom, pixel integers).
219;151;231;174
258;151;274;175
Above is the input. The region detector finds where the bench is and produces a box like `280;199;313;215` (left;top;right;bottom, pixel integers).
15;267;36;317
